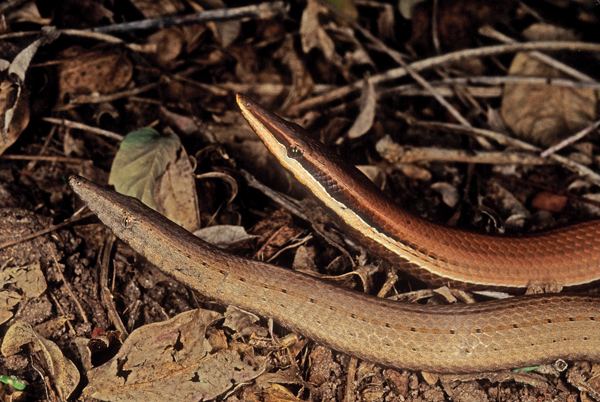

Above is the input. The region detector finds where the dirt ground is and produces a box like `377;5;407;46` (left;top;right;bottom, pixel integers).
2;0;600;401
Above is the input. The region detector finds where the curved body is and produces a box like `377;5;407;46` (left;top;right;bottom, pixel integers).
235;94;600;290
70;176;600;373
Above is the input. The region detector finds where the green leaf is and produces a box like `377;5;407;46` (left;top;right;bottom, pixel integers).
0;375;26;390
109;128;181;210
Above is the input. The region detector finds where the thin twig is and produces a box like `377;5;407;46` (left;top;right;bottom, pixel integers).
397;118;600;187
288;41;600;115
541;119;600;158
378;139;553;165
99;233;129;341
319;0;472;127
0;29;160;53
91;2;288;34
386;76;600;92
42;117;124;141
65;81;162;105
479;25;596;83
0;208;94;251
0;154;85;164
48;292;76;336
50;248;89;324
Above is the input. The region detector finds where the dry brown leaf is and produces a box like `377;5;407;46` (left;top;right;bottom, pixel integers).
193;225;258;249
1;322;80;400
501;52;597;146
275;35;314;109
291;245;317;272
356;165;385;188
154;145;201;232
56;46;133;105
146;28;185;66
347;79;376;139
0;262;47;324
430;182;460;208
300;0;337;62
223;306;268;338
0;291;21;325
63;130;85;156
0;27;54;153
0;263;47;298
83;308;267;402
33;315;74;339
0;81;29;155
260;384;305;402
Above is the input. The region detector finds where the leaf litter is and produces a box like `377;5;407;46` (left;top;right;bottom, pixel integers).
2;0;600;401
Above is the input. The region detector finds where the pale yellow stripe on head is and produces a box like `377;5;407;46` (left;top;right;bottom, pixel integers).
237;97;495;287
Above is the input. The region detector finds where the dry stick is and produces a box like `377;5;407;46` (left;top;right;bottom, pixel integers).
479;25;597;83
0;154;85;164
42;117;124;141
378;142;553;165
27;124;58;171
48;292;76;336
91;2;288;34
217;82;336;97
384;85;502;98
400;118;600;187
540;119;600;158
319;0;472;128
50;247;90;324
288;41;600;115
0;208;93;251
383;76;600;97
65;81;162;105
0;29;154;53
99;233;129;341
345;357;359;402
240;169;355;265
172;75;229;97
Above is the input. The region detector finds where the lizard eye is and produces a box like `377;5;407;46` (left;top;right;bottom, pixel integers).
287;144;304;159
121;215;134;228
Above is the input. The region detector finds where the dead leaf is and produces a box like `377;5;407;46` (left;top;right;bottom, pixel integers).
223;306;268;338
193;225;258;249
275;35;314;110
260;384;306;402
430;182;460;208
347;79;376;139
154;144;201;232
0;263;47;298
0;262;47;325
109;127;181;211
83;308;267;402
0;80;29;155
501;24;597;146
1;322;80;400
0;27;55;153
63;130;85;157
146;28;185;66
34;315;74;339
0;291;21;325
6;2;49;25
56;45;133;105
300;0;337;62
